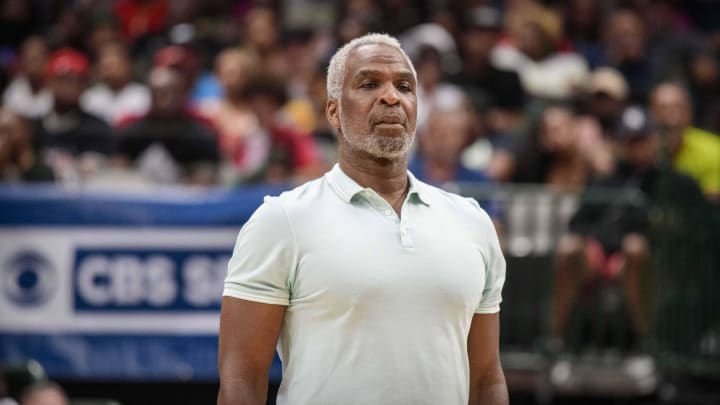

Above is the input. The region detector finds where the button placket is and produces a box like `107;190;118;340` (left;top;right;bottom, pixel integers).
399;202;414;248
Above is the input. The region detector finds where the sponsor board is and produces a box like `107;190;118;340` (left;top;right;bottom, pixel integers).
0;228;237;334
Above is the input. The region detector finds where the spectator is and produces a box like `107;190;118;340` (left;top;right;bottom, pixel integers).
152;45;199;98
413;44;465;133
118;66;220;185
649;82;720;198
0;109;54;183
32;48;116;182
242;6;285;78
552;106;704;344
2;36;52;119
685;48;720;134
583;67;629;134
20;381;68;405
81;41;151;125
241;74;322;184
410;102;489;186
198;47;261;172
449;5;526;135
600;7;657;103
511;105;590;190
491;1;589;101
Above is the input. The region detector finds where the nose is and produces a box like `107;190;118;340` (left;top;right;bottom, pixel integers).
379;82;400;106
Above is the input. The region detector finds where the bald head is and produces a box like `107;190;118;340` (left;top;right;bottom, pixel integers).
650;82;691;131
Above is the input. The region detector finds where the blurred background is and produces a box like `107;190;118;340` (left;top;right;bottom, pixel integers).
0;0;719;404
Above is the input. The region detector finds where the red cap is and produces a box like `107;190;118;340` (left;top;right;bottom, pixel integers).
47;48;89;77
153;45;188;69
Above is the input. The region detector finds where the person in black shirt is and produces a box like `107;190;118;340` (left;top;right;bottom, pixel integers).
117;66;220;185
552;106;705;345
33;48;116;158
449;6;525;134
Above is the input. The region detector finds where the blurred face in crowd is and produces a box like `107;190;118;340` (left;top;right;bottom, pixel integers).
589;91;624;129
97;43;132;90
690;52;718;87
649;83;691;133
50;73;85;113
622;133;658;171
20;36;48;84
462;27;497;65
149;67;186;117
246;7;277;51
216;49;255;99
541;107;577;156
605;10;646;63
328;43;417;161
421;108;469;165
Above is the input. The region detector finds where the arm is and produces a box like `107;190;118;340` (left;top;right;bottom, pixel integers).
467;313;508;405
217;297;286;405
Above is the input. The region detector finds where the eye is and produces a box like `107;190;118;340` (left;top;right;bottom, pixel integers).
397;82;413;92
361;81;377;89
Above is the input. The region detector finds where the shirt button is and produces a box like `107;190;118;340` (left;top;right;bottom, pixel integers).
402;229;408;235
384;209;392;216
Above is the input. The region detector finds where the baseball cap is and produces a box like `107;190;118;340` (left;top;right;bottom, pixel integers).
153;45;190;69
616;105;653;142
589;67;628;100
47;48;89;77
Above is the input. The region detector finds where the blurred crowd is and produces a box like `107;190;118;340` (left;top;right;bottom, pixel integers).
0;0;719;198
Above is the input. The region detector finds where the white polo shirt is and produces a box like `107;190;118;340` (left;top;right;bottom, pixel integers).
224;164;506;405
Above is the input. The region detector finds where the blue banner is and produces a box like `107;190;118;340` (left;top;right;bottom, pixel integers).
0;185;286;382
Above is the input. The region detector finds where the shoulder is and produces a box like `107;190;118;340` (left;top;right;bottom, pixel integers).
271;176;327;210
685;127;720;152
417;179;495;229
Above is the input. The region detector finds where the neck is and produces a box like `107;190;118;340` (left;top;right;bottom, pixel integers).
338;144;409;209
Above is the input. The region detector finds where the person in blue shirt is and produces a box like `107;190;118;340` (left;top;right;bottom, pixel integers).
409;101;497;216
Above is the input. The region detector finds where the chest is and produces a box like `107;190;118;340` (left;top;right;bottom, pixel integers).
288;204;488;315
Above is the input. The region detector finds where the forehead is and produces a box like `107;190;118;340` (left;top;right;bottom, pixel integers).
345;43;413;78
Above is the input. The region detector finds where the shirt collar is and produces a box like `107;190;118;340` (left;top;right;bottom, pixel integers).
325;163;432;206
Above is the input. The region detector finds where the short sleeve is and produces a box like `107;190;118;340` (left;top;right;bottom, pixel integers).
468;198;506;314
223;196;296;306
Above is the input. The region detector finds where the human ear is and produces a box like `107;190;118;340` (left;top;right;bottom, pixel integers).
326;99;340;130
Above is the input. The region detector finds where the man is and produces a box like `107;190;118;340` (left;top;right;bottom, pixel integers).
218;33;508;404
649;82;720;198
117;66;220;185
410;100;489;186
2;36;52;119
32;48;116;182
552;106;704;345
80;40;150;125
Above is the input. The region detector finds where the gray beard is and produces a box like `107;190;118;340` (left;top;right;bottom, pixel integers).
339;116;414;160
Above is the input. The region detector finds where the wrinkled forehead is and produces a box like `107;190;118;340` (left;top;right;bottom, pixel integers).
346;43;415;81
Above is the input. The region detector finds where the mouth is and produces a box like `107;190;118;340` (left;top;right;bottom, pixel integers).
373;117;406;128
